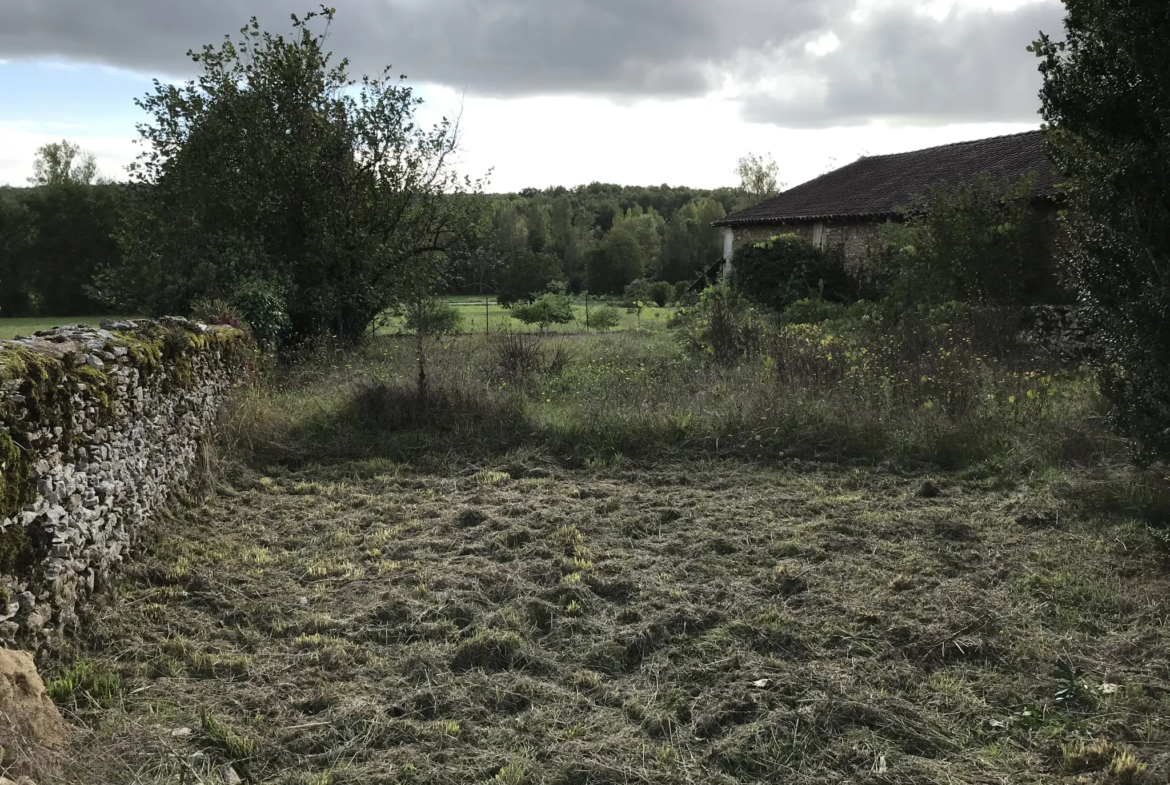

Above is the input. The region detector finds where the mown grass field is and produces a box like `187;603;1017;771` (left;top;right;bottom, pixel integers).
0;316;114;340
378;298;676;335
39;325;1170;784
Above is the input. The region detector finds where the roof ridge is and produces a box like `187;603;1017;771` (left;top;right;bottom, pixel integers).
855;129;1043;163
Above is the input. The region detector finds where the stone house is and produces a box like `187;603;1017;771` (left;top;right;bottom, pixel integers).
710;130;1064;293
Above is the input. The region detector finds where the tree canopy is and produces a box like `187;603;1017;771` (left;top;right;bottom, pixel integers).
102;7;478;344
1035;0;1170;459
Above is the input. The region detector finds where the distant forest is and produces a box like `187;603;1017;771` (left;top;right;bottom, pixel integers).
0;178;754;318
448;182;747;295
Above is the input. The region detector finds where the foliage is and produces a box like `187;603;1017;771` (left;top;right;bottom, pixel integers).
403;298;465;337
108;7;478;345
230;278;292;346
730;234;849;312
585;228;645;295
649;281;672;307
0;181;121;317
611;205;665;276
1034;0;1170;460
495;249;565;306
509;290;574;333
661;198;726;283
28;140;99;187
734;152;782;208
878;173;1047;307
675;283;764;367
587;305;621;331
623;279;653;307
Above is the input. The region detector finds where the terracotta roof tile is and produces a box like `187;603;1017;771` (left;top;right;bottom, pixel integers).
716;130;1060;226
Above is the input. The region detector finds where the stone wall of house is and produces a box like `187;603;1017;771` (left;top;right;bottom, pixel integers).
729;207;1071;302
730;220;885;278
0;319;250;649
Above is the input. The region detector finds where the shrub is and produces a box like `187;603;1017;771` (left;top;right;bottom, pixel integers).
509;290;574;332
403;298;464;336
649;281;672;307
878;173;1047;308
676;283;764;367
672;281;691;304
730;234;848;312
232;278;291;346
588;306;622;332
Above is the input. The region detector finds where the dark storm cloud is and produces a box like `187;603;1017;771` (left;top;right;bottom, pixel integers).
0;0;1066;127
740;2;1065;127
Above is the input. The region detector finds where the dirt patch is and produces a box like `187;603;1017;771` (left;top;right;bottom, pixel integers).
0;649;66;779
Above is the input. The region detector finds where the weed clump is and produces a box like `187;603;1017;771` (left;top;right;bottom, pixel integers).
451;629;524;672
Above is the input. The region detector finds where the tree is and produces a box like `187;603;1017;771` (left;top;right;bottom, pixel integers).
105;7;478;344
585;228;646;295
0;197;34;317
28;140;98;187
649;280;672;307
611;205;665;278
661;198;726;283
1034;1;1170;459
401;296;465;400
735;153;782;208
496;250;564;306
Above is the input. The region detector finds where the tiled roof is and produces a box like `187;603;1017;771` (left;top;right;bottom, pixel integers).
715;130;1060;226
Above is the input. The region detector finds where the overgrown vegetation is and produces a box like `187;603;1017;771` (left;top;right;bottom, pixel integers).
1035;0;1170;461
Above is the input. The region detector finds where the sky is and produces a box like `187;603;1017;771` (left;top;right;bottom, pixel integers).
0;0;1066;193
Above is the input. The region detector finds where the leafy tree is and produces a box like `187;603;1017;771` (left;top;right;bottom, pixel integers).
23;184;121;315
106;7;477;344
28;140;98;187
525;200;550;253
878;173;1046;307
585;228;646;295
0;197;33;317
735;153;782;208
509;289;574;333
612;205;665;278
400;295;465;400
1034;1;1170;459
496;250;565;306
730;234;848;312
661;198;726;283
672;280;692;304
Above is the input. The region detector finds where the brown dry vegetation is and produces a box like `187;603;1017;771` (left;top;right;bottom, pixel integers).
37;326;1170;784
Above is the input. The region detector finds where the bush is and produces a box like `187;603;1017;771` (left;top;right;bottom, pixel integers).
232;278;291;346
730;234;848;312
623;278;654;307
588;306;622;331
673;281;691;304
878;173;1047;308
676;283;764;367
404;298;465;336
649;281;673;307
509;290;574;332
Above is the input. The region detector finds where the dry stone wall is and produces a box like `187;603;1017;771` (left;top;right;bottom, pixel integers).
0;318;250;649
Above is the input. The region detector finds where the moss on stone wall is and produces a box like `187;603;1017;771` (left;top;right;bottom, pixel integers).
0;524;32;575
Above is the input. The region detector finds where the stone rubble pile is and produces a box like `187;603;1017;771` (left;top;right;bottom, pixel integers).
0;318;249;648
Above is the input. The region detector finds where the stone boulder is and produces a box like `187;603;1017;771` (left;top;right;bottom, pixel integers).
0;649;66;778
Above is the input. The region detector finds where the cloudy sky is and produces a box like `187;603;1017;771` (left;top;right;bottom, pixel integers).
0;0;1065;192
